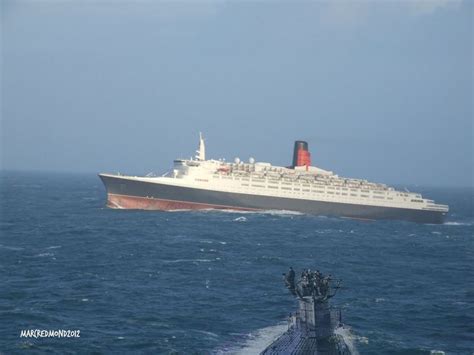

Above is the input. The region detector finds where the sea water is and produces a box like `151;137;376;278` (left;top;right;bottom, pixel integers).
0;172;472;354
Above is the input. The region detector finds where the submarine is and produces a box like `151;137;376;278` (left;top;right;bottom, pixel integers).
260;268;353;355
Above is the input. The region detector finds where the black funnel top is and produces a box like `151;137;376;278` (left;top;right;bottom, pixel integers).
292;141;309;167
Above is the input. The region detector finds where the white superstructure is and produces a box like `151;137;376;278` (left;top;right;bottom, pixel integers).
111;134;448;214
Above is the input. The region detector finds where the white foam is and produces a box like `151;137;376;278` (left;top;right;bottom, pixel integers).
162;259;213;264
36;252;54;257
206;209;256;215
0;244;24;251
199;209;304;217
444;221;471;226
194;329;219;338
261;209;304;216
430;351;445;355
334;326;360;354
227;323;287;355
46;245;62;249
233;217;247;222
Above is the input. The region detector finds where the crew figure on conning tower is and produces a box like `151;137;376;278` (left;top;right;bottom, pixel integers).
283;267;296;295
288;269;341;302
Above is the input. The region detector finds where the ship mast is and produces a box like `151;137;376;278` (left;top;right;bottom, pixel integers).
195;132;206;161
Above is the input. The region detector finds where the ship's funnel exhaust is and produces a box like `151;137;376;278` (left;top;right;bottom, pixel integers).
292;140;311;169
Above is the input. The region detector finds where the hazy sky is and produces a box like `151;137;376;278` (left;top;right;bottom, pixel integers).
1;0;472;187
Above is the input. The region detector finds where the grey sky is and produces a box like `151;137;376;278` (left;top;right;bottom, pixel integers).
1;0;472;187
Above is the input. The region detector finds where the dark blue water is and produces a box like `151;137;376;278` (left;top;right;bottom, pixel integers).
1;172;473;354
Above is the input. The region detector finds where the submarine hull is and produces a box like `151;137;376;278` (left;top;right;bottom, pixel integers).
260;326;351;355
260;298;351;355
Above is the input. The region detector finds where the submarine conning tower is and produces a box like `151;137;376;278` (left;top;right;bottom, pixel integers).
292;140;311;168
261;269;350;355
298;296;338;339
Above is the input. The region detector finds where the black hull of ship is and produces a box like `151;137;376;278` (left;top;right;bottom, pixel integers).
99;175;446;224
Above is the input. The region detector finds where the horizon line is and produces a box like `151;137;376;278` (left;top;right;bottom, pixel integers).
1;168;473;190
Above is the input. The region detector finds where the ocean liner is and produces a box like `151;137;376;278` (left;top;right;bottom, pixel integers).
99;133;448;223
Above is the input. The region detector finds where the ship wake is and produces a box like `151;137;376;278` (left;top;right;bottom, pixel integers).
219;323;360;355
218;323;287;355
334;326;362;355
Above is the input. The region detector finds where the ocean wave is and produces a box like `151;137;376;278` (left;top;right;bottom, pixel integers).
46;245;62;250
199;240;214;244
0;244;24;251
199;209;304;217
315;228;343;235
233;217;247;222
35;252;54;257
443;221;472;226
261;209;304;216
258;255;282;262
222;323;287;355
0;222;14;227
168;208;246;214
334;326;361;354
199;209;257;215
192;329;219;339
162;259;213;264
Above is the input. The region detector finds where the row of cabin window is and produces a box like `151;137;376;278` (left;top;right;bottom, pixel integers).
238;184;390;199
240;183;385;197
214;174;391;193
234;185;409;202
219;181;399;200
213;181;400;200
